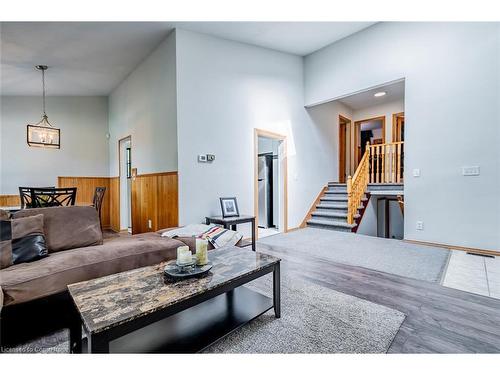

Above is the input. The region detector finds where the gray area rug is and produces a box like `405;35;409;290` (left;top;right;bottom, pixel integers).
2;329;69;354
258;228;450;283
6;273;405;354
206;274;405;353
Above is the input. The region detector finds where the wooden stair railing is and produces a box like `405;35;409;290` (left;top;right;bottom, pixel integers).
347;142;370;225
347;141;405;224
367;141;404;184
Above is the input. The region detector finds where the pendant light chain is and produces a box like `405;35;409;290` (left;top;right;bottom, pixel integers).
41;67;46;116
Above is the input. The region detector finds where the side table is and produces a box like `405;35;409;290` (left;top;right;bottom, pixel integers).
205;215;256;251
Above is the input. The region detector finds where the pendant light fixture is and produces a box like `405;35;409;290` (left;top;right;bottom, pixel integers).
27;65;60;149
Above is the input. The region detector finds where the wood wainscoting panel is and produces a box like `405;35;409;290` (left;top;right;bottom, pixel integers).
131;171;178;234
0;195;21;207
157;172;179;230
108;177;120;232
58;176;113;229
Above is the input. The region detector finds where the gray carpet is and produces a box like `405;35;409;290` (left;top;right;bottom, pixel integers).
6;273;405;354
2;329;69;353
205;274;405;353
258;228;450;283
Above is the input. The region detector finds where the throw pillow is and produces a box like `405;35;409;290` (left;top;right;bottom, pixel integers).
0;214;48;269
0;209;10;220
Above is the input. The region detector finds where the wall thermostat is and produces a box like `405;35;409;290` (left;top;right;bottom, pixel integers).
198;154;215;163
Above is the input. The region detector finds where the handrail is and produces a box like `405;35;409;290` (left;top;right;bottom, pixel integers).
347;141;405;224
347;142;370;224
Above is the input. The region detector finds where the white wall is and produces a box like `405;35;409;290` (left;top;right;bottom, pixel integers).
306;100;353;181
305;22;500;250
108;30;177;176
353;99;404;142
0;96;109;194
357;197;377;237
175;29;334;233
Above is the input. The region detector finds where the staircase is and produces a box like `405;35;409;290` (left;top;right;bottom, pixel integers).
306;182;368;232
305;140;405;233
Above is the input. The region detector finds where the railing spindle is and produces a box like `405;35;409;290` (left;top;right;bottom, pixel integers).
391;144;396;183
381;144;386;183
370;144;374;183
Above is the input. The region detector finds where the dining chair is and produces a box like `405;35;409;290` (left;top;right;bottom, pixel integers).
30;187;77;208
92;187;106;227
18;186;55;209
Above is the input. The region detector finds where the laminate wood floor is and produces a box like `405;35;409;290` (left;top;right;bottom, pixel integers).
258;244;500;353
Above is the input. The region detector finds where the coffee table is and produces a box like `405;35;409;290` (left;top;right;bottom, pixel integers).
67;247;281;353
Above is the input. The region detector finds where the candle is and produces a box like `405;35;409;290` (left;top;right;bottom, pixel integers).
196;238;209;266
176;245;192;265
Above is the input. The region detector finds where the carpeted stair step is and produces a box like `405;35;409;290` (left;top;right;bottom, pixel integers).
316;203;348;211
326;186;347;192
306;218;357;232
325;190;348;195
367;183;403;192
320;196;348;202
316;203;364;211
312;211;360;220
327;183;347;192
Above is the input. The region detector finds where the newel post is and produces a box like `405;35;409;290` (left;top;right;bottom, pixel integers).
347;175;353;224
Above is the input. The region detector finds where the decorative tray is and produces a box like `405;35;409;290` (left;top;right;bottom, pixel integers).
163;261;213;282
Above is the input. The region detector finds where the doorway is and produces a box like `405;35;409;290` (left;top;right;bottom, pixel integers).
354;116;386;168
338;115;352;183
254;129;287;239
376;197;404;239
118;136;132;233
392;112;405;142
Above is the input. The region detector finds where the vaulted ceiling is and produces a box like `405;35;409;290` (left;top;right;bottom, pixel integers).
1;22;375;96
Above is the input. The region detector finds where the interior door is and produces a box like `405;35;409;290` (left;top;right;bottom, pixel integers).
339;122;346;183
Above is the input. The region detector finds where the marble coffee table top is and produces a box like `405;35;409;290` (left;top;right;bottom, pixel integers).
68;247;280;334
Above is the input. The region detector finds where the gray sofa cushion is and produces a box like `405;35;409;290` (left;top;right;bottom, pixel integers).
13;206;102;253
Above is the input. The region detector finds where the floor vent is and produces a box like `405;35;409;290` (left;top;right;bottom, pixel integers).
466;252;495;258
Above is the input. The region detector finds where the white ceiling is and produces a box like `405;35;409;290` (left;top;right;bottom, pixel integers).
0;22;375;96
174;22;375;55
1;22;175;96
338;80;405;110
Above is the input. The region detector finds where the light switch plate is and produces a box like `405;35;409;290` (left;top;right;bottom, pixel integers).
462;166;480;176
416;221;424;230
413;169;420;177
198;154;207;162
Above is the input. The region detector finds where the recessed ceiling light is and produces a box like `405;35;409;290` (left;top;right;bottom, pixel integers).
374;91;386;97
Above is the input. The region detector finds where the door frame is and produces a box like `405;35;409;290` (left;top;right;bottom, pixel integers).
118;135;132;232
338;115;351;183
254;129;288;239
392;112;405;142
353;115;386;168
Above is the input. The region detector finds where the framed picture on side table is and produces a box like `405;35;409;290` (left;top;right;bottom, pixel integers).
219;197;239;218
